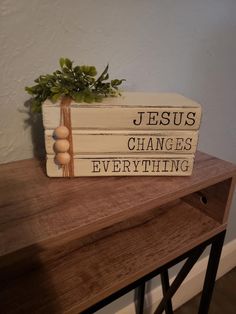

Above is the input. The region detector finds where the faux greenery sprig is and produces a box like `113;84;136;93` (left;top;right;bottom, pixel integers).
25;58;125;113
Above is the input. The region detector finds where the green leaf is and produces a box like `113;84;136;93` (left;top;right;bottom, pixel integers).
32;105;41;113
59;58;65;68
25;57;125;113
31;99;42;113
74;66;81;74
96;64;109;82
85;76;95;85
50;86;60;93
65;58;73;69
88;66;97;77
74;93;84;103
54;70;62;75
25;86;34;95
51;93;61;103
81;65;91;74
62;67;71;74
84;93;94;103
111;79;126;87
104;73;109;80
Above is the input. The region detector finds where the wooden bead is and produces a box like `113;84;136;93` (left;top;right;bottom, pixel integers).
54;126;69;139
55;152;71;165
54;140;70;153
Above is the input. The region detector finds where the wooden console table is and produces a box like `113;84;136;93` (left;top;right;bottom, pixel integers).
0;151;235;314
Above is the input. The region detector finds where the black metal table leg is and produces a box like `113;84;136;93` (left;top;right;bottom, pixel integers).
136;282;145;314
198;230;226;314
161;270;173;314
81;233;226;314
154;246;205;314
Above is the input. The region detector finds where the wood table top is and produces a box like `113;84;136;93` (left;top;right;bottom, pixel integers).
0;151;236;259
0;151;236;313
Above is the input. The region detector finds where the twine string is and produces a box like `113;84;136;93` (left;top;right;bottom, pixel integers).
60;97;74;177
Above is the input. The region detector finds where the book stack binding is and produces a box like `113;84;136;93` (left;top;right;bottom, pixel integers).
42;92;202;177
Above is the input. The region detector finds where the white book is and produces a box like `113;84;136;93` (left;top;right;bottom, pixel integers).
46;154;194;177
42;92;202;130
45;130;199;154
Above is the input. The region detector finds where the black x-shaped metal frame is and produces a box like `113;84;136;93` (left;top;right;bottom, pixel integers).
81;230;226;314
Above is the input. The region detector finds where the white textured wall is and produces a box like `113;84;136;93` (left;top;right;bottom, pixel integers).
0;0;236;312
1;0;235;163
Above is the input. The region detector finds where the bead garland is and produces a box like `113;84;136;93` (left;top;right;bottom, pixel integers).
53;97;74;177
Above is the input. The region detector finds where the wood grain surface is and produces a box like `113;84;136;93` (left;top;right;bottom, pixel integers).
0;151;236;313
0;152;235;262
183;178;233;224
0;201;223;314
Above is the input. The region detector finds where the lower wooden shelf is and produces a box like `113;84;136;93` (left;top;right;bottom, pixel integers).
0;200;224;314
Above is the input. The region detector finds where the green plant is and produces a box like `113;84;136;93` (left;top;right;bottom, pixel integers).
25;58;125;113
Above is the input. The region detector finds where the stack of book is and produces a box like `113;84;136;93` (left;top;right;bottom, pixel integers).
42;92;202;177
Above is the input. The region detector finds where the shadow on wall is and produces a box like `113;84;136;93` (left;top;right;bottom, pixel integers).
23;99;46;160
